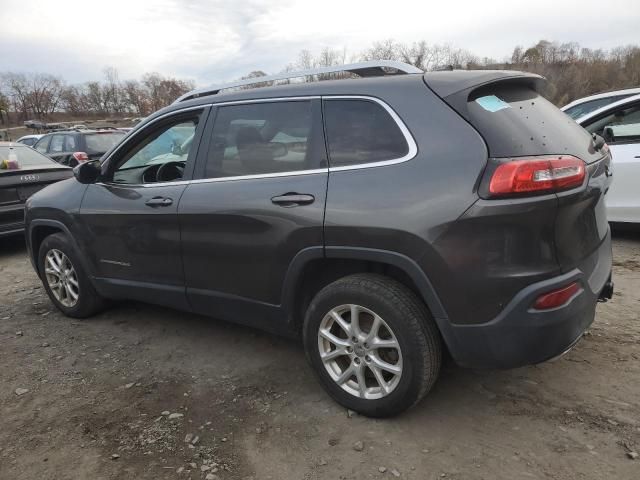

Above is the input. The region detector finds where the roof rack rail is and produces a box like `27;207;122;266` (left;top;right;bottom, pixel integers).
174;60;423;103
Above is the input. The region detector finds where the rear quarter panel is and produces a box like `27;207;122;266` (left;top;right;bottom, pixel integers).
324;79;488;323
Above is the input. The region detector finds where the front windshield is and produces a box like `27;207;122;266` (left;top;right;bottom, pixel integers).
564;95;633;120
0;145;56;172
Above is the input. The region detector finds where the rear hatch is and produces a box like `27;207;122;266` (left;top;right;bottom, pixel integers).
424;70;611;272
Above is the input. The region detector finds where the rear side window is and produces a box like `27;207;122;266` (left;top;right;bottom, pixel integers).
35;136;50;153
466;84;597;160
205;101;313;178
64;134;77;151
323;99;409;167
49;135;65;153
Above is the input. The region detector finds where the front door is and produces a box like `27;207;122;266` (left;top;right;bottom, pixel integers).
77;107;208;309
179;99;327;328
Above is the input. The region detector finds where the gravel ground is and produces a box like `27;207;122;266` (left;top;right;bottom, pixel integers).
0;232;639;480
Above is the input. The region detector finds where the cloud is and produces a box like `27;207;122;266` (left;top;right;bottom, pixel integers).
0;0;638;85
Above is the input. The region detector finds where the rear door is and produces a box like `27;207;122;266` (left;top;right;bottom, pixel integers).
579;98;640;223
179;99;327;327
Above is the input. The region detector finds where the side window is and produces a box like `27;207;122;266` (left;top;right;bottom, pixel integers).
49;135;65;153
64;134;77;151
205;101;313;178
323;99;410;167
35;136;50;154
111;113;201;184
584;102;640;144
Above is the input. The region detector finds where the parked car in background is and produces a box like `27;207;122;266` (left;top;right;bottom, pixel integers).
24;62;613;417
0;143;72;237
562;87;640;120
24;119;45;129
573;93;640;224
33;129;126;167
16;134;44;147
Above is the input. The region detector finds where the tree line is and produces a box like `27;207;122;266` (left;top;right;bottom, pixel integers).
1;39;639;125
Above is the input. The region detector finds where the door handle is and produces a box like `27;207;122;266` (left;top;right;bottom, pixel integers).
145;196;173;207
271;193;315;207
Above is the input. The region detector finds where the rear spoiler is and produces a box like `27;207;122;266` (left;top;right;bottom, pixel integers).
423;70;546;98
423;69;546;122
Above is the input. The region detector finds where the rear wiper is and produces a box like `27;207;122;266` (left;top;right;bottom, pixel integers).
592;133;606;151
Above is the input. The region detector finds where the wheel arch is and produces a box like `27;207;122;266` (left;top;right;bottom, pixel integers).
28;220;90;280
282;246;455;349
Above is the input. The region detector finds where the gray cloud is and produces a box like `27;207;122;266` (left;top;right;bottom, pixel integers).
0;0;638;86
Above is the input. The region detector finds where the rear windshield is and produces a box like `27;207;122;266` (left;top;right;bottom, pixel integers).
0;145;55;173
84;132;125;154
466;84;599;161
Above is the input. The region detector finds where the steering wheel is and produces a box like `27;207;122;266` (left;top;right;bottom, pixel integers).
156;161;185;182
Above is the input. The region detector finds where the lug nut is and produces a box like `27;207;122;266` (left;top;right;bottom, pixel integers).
346;346;353;353
351;336;358;343
365;355;371;363
354;358;361;365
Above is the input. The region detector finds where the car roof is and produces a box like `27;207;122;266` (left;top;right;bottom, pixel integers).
574;92;640;124
561;87;640;111
148;69;543;124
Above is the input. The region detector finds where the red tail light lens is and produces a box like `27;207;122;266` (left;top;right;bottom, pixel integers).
489;156;585;197
533;282;580;310
72;152;89;163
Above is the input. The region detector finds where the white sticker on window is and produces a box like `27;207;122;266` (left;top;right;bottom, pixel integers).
475;95;511;113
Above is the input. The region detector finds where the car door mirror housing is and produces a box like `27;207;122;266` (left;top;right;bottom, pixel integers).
73;160;101;184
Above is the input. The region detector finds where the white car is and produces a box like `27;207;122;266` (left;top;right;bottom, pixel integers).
573;93;640;224
15;134;44;147
562;87;640;120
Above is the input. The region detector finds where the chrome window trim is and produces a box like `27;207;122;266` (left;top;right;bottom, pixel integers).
323;95;418;172
101;104;207;172
100;95;417;188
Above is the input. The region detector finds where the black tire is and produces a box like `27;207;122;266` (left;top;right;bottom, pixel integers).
38;233;106;318
303;273;442;417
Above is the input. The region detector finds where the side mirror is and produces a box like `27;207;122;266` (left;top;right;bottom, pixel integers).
73;160;101;184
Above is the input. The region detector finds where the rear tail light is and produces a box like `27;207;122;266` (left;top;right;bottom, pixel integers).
533;282;580;310
488;155;585;197
72;152;89;163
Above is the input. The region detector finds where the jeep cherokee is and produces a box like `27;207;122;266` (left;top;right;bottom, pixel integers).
24;61;613;417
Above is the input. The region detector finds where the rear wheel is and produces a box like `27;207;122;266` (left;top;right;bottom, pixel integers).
38;233;105;318
303;274;442;417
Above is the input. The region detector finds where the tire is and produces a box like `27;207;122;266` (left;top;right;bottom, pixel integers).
303;273;442;417
38;233;106;318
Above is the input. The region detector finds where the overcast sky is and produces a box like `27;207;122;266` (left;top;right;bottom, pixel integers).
1;0;638;86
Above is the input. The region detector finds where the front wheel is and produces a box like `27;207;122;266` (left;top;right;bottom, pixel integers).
303;274;442;417
38;233;106;318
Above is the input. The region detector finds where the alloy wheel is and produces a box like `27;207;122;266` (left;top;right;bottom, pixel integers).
317;304;403;400
44;249;80;308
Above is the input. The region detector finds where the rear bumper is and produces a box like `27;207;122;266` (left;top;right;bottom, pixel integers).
445;228;613;369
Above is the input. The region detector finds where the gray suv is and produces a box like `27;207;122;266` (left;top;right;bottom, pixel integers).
24;61;613;417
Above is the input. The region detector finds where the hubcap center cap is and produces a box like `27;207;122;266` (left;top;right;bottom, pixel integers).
353;344;366;357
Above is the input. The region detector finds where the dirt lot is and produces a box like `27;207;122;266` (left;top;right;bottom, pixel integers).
0;233;638;480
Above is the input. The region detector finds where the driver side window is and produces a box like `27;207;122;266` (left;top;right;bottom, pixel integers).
584;102;640;144
112;114;201;184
